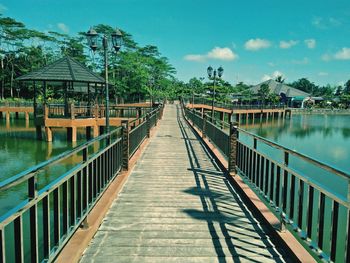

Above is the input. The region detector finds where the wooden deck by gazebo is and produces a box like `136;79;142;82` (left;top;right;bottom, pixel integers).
16;56;147;142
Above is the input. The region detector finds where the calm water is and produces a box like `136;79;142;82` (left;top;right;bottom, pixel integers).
0;116;88;215
243;114;350;173
240;113;350;261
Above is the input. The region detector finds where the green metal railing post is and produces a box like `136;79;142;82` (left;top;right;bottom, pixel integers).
202;114;207;139
228;121;238;174
146;113;151;138
122;120;129;170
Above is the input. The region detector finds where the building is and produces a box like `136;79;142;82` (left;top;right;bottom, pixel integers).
249;79;310;107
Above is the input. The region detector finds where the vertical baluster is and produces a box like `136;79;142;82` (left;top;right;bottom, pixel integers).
318;192;325;250
53;188;60;246
264;159;269;196
42;196;50;259
237;143;241;170
282;152;289;212
70;176;76;226
249;149;252;180
62;182;68;235
270;163;275;202
260;156;265;192
298;180;304;229
275;166;281;207
330;201;339;262
77;171;82;219
290;175;296;220
94;158;98;198
29;204;39;262
88;162;93;203
307;186;314;239
0;229;5;263
346;210;350;263
252;150;256;184
256;154;260;189
14;216;23;263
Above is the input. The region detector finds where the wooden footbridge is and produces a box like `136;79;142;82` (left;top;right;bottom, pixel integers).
0;102;349;263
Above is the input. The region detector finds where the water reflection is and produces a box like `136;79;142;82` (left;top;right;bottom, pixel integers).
245;114;350;174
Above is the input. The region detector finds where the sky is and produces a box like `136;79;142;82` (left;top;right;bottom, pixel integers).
1;0;350;86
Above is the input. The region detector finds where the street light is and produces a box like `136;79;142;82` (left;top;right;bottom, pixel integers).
86;27;123;134
207;66;223;122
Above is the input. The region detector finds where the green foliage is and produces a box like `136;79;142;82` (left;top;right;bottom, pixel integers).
257;83;270;104
0;15;177;102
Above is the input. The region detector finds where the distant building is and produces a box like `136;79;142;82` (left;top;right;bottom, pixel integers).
249;79;310;107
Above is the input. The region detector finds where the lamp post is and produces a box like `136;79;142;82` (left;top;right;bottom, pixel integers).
207;66;223;122
86;27;122;134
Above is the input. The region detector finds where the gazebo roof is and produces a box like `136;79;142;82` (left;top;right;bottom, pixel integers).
16;56;105;84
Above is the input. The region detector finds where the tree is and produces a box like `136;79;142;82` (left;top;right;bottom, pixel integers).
289;78;317;94
257;83;270;105
344;80;350;94
275;75;285;83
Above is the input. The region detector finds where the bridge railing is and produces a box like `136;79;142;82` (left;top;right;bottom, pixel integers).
186;97;285;110
0;104;163;263
0;101;33;108
44;103;152;119
183;105;350;263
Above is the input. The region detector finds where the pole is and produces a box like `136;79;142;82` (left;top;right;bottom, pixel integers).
211;73;216;122
103;36;110;134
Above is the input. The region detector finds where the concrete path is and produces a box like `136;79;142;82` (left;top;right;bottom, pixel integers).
80;104;288;263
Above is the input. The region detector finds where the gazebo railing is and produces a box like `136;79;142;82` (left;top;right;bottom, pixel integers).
42;104;153;119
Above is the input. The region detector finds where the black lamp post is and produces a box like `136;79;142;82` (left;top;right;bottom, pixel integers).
86;27;122;134
207;66;223;122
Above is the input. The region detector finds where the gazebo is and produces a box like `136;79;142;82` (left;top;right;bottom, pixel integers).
16;56;109;141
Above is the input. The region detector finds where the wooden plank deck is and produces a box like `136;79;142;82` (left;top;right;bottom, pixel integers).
80;104;289;263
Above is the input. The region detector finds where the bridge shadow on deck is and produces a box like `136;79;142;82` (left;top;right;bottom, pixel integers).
176;105;287;262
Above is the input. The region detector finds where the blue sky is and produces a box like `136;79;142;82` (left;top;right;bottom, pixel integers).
1;0;350;86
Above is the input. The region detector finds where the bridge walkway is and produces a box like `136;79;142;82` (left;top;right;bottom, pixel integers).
80;104;289;263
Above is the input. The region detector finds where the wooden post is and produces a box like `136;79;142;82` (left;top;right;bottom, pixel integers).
5;111;10;122
45;127;53;142
70;104;75;120
146;113;151;138
202;114;207;139
220;112;225;129
122;120;129;170
93;125;99;138
44;104;49;119
228;121;239;174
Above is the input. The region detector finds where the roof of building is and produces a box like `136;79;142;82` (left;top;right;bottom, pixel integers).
249;79;310;97
16;56;105;84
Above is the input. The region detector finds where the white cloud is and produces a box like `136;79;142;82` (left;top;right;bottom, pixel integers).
304;39;316;49
267;62;276;67
291;57;309;64
334;47;350;60
261;70;284;82
0;4;7;13
184;54;205;62
312;17;342;29
321;53;332;61
184;47;238;62
322;47;350;61
244;38;271;51
207;47;237;61
57;23;69;33
279;40;298;49
318;72;329;76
